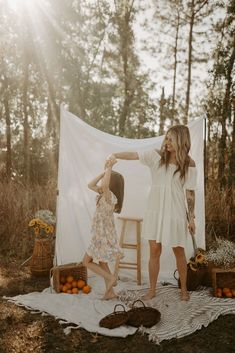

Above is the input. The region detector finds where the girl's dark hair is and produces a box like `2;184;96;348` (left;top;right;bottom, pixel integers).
109;171;124;214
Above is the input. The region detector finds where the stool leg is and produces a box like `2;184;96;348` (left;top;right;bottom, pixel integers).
119;220;127;247
136;221;141;285
115;220;127;278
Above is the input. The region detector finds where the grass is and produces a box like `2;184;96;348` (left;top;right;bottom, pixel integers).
0;179;235;352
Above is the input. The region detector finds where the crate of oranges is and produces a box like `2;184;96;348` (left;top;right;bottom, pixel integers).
51;262;91;294
212;267;235;298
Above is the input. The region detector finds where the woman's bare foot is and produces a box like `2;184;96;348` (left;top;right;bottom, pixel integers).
142;290;156;300
181;291;190;301
107;274;117;292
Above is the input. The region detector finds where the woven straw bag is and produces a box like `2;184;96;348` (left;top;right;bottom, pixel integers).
99;304;129;329
127;300;161;328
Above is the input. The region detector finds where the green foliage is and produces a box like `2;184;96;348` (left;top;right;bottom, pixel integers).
0;0;234;187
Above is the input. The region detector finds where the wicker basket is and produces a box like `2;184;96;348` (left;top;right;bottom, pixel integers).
30;238;53;277
51;262;87;293
175;264;205;291
212;267;235;296
127;300;161;328
99;304;129;329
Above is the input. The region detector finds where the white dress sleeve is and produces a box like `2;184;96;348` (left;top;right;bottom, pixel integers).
138;150;161;167
184;167;197;190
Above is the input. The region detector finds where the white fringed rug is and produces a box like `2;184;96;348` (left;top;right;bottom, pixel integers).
4;277;235;343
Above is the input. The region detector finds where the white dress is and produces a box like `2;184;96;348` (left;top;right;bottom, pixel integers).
138;150;197;248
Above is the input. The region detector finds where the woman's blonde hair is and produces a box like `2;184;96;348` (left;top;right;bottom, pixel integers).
160;125;191;179
109;171;124;213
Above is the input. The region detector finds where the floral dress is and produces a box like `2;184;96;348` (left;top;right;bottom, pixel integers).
86;191;124;262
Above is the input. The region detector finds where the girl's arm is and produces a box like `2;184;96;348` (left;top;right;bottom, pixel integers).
88;172;105;193
101;159;116;201
186;190;196;235
110;152;139;160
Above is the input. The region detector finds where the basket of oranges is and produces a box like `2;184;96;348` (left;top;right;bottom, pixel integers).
51;262;91;294
212;267;235;298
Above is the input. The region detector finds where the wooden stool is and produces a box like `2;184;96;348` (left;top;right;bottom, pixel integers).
116;216;143;285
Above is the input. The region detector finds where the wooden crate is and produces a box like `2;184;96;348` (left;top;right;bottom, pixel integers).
212;267;235;296
51;262;87;293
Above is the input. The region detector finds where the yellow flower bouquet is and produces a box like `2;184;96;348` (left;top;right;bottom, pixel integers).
28;210;56;239
189;249;207;272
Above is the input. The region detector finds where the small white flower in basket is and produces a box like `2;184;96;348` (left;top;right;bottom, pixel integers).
205;237;235;269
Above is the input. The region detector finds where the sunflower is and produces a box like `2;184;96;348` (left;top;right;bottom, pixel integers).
195;253;205;265
39;222;47;229
189;260;198;272
28;219;36;227
45;226;51;234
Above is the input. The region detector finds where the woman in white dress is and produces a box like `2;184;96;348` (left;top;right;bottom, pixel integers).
108;125;196;301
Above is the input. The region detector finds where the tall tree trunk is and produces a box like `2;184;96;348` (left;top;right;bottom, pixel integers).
172;9;180;123
115;0;135;136
229;100;235;185
184;0;195;125
119;11;130;136
23;58;30;184
218;38;235;185
159;87;165;135
3;91;12;180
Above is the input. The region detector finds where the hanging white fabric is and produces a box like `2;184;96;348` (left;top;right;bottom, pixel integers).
55;104;205;281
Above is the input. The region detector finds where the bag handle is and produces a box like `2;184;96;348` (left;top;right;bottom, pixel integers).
131;299;146;308
113;304;126;313
173;269;179;281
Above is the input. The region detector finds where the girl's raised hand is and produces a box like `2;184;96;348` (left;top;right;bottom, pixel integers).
105;158;117;169
107;154;116;162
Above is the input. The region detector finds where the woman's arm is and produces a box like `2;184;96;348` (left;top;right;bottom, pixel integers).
186;189;196;235
88;172;105;193
110;152;139;160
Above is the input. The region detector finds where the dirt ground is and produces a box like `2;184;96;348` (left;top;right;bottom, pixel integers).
0;256;235;353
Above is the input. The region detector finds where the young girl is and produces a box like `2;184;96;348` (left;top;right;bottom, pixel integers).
83;159;124;300
108;125;197;301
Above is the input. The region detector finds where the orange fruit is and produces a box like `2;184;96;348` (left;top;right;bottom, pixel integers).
59;284;64;292
65;282;72;290
71;281;78;288
72;288;79;294
62;285;68;293
66;275;74;283
225;291;232;298
82;285;91;294
66;289;72;294
222;287;230;294
231;289;235;297
60;276;66;284
77;279;86;289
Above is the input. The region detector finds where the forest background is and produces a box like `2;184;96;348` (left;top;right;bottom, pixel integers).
0;0;234;259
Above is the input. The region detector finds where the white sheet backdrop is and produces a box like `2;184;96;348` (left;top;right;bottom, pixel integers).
55;104;205;281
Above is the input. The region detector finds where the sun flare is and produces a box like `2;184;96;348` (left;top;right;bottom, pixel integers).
8;0;35;12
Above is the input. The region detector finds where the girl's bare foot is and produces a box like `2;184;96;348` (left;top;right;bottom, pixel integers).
142;290;156;300
181;291;190;301
102;291;118;300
